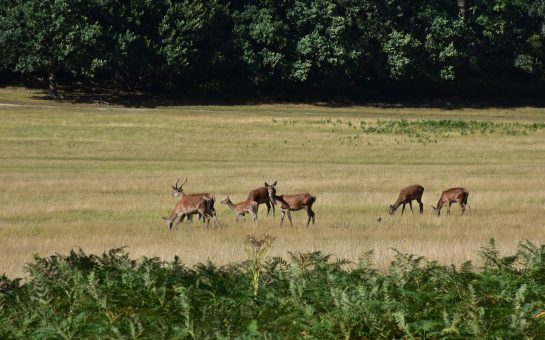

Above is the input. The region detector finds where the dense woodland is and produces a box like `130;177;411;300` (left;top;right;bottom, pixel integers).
1;0;545;100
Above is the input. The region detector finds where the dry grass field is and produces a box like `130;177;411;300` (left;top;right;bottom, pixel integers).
1;87;545;278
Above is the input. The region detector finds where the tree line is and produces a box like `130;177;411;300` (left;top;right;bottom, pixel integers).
1;0;544;99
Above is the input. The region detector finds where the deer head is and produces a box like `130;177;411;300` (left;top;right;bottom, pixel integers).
388;204;395;215
265;181;277;202
430;204;442;216
220;196;232;205
171;178;187;197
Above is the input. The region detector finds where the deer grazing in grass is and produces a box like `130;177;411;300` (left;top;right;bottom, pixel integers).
431;187;470;216
266;181;316;226
221;197;258;225
388;184;424;216
247;185;275;216
170;178;216;223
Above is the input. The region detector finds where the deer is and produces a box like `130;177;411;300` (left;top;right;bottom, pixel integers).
266;181;316;227
388;184;425;216
220;196;258;225
170;178;216;223
162;195;218;230
247;184;275;216
431;187;470;216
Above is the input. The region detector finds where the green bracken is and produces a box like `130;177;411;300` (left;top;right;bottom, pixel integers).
2;240;545;338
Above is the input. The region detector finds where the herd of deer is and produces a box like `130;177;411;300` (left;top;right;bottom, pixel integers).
163;179;470;230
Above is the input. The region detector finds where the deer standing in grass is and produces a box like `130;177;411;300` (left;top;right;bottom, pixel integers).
266;181;316;226
163;195;217;230
221;197;258;225
388;184;425;216
431;187;470;216
170;178;216;223
247;185;275;216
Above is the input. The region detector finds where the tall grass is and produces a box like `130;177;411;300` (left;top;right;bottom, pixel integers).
1;88;545;278
2;241;545;338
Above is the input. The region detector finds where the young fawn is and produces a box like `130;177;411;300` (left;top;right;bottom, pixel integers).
431;187;470;216
221;197;258;225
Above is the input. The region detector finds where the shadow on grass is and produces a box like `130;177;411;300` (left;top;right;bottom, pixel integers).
18;81;545;109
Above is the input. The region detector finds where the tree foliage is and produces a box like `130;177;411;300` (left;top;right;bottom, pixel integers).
1;0;544;95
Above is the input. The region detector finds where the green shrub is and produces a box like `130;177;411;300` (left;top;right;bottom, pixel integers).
2;241;545;338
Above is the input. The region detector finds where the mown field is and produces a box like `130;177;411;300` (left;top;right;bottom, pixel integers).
1;87;545;278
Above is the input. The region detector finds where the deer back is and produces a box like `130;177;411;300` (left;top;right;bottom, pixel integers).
235;199;258;213
247;187;270;204
175;195;209;214
441;187;468;203
396;185;424;204
281;193;315;209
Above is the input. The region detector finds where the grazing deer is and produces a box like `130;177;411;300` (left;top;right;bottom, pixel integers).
170;178;216;223
266;181;316;226
389;184;424;216
163;195;217;230
221;197;258;225
431;187;470;216
247;184;275;216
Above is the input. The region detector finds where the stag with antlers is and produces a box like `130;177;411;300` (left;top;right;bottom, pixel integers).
163;178;219;229
170;178;216;223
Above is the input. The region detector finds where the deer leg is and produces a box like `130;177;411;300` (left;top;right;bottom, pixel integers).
176;214;185;225
280;210;285;226
265;201;271;216
287;210;293;227
447;203;452;216
305;206;314;226
409;201;414;215
252;211;258;225
459;200;466;215
235;214;240;223
417;199;424;214
211;213;220;227
401;204;406;215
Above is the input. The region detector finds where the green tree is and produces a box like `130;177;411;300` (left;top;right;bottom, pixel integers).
160;0;233;87
96;0;167;91
0;0;103;98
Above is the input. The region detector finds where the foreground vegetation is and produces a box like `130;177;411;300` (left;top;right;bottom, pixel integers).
2;240;545;338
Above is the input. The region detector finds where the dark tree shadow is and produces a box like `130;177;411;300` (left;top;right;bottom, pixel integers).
21;80;545;109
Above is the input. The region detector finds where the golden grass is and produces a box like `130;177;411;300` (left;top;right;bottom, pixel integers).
1;87;545;277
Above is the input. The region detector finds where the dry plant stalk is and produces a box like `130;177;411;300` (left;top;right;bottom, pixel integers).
244;234;275;296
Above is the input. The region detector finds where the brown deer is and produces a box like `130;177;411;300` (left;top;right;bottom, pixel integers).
388;184;425;216
247;184;275;216
162;195;218;230
266;182;316;226
431;187;470;216
170;178;216;223
221;197;258;225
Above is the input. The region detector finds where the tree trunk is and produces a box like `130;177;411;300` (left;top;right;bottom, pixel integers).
48;69;59;98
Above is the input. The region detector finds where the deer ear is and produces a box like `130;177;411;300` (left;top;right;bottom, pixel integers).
272;180;277;186
431;205;436;210
264;182;269;187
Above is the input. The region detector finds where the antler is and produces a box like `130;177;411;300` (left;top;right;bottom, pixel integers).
173;177;188;191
